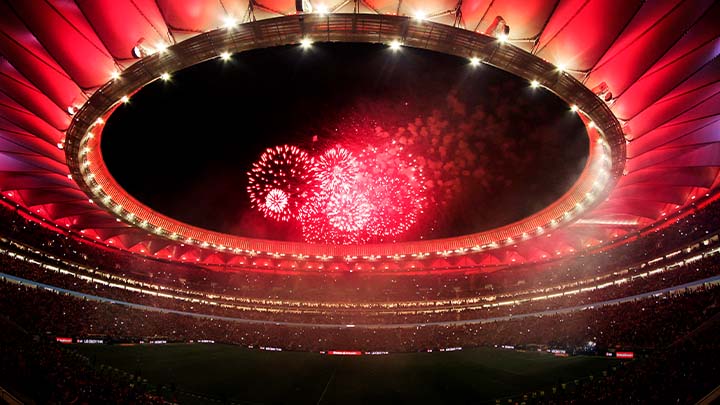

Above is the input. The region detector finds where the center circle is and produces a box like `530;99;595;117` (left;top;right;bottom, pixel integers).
102;43;588;245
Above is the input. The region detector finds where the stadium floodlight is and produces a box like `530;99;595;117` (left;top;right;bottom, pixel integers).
389;39;402;51
530;80;540;88
220;52;231;61
469;57;481;67
316;4;328;15
300;38;313;49
160;72;171;81
414;11;427;21
155;42;168;54
222;15;238;28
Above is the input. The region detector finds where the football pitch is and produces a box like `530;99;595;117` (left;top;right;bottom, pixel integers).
73;344;619;404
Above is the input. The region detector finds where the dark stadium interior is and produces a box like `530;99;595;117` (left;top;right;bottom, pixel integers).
1;2;719;405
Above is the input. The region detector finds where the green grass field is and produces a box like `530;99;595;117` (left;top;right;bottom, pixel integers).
73;344;619;404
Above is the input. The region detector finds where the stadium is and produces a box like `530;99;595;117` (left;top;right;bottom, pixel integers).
0;0;719;403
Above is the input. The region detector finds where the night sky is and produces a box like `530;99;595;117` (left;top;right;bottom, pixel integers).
102;43;588;242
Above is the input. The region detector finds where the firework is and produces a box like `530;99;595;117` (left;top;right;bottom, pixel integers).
248;142;426;244
326;188;372;232
246;145;315;221
264;188;289;214
358;146;427;239
311;146;359;192
299;193;368;244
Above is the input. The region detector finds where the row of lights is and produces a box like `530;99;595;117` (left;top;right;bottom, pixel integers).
96;17;560;111
80;14;584;121
300;37;488;70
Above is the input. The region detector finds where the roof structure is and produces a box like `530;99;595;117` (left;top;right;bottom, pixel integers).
0;0;718;272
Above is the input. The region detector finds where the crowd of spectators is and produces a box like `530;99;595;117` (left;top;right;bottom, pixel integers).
2;233;720;326
0;316;169;404
1;278;719;403
2;196;720;403
1;277;718;353
1;194;720;307
509;302;720;404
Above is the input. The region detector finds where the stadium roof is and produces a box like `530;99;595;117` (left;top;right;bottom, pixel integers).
0;0;718;271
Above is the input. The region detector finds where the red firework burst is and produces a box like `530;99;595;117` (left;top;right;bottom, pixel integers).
246;145;315;221
248;141;426;244
363;176;422;237
311;146;359;192
264;188;289;214
299;192;368;244
358;146;426;239
326;188;372;232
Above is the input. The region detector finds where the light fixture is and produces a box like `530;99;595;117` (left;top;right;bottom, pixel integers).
316;4;328;15
389;39;402;51
556;63;567;72
120;95;130;103
110;71;121;80
222;15;238;28
414;11;427;21
160;72;171;81
300;37;313;49
530;80;540;88
155;42;168;54
469;57;481;67
497;33;509;43
220;51;231;61
570;104;579;112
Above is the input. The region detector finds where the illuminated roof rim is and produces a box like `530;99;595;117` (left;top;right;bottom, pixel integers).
65;14;625;259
